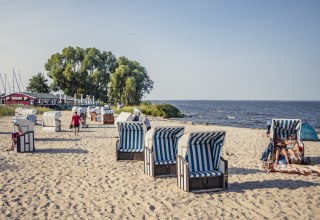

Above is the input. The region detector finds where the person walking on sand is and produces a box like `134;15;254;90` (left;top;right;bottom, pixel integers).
144;116;151;131
71;111;81;137
266;120;272;137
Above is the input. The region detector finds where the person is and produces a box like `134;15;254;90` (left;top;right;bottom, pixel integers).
285;134;301;161
71;111;81;137
132;113;140;121
7;123;23;151
266;120;272;137
144;116;151;131
274;136;290;165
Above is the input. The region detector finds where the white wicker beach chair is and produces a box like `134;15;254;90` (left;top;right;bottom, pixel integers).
177;131;228;192
144;126;184;177
42;111;61;132
116;122;145;161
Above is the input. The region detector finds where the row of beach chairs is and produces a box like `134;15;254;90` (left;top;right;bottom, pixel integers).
116;122;228;193
116;119;307;192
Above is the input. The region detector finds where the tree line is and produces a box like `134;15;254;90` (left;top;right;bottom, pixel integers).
27;46;154;105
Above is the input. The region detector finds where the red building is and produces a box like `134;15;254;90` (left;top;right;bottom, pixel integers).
2;92;60;106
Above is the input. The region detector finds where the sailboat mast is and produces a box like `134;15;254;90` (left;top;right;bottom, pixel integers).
13;69;20;92
5;73;11;94
18;70;25;92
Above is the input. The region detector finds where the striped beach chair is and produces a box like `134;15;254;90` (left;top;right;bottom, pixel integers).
116;122;145;161
270;119;305;162
144;126;184;177
177;131;228;192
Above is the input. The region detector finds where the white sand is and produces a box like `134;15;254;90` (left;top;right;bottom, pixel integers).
0;111;319;219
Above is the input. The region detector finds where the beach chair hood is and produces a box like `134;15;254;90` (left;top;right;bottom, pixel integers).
177;131;225;170
271;119;302;140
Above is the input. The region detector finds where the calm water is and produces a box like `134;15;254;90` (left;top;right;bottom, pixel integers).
151;100;320;130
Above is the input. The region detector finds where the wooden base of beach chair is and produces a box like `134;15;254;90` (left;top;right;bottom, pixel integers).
154;164;176;177
177;156;228;192
189;176;225;192
117;152;144;161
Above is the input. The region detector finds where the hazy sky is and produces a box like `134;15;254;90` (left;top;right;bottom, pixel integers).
0;0;319;100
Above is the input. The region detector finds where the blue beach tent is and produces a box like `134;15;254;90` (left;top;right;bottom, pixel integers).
300;123;320;141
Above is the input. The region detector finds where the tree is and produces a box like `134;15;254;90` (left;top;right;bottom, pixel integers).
45;46;117;102
109;56;154;105
26;73;50;93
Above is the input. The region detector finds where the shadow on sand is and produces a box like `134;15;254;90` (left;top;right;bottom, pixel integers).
0;160;17;172
86;125;116;129
62;130;95;133
228;179;320;192
229;167;264;175
310;157;320;165
35;138;80;142
34;148;89;154
0;132;12;135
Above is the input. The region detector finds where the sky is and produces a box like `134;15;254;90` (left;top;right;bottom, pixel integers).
0;0;319;100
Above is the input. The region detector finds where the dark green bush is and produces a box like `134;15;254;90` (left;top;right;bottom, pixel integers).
112;103;182;118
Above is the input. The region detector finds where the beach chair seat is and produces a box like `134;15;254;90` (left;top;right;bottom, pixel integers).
118;149;144;153
116;122;145;161
154;160;176;165
177;131;228;192
144;127;184;177
189;170;223;178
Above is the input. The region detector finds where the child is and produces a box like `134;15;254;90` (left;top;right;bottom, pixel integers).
7;123;23;151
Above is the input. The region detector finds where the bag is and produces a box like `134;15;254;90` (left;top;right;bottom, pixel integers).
69;124;73;129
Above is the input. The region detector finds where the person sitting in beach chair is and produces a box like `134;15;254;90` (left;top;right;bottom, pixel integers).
144;126;184;177
274;136;290;165
285;134;301;162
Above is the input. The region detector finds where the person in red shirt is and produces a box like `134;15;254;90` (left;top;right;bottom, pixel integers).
71;111;81;137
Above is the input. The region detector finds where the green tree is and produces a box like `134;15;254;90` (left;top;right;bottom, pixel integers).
26;72;50;93
109;56;153;105
45;46;116;102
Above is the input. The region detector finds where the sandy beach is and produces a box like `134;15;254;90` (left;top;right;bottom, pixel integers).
0;111;319;219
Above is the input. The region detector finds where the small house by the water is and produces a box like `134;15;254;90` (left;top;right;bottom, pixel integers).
1;92;75;107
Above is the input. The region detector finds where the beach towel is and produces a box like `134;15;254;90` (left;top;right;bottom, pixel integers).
262;162;320;176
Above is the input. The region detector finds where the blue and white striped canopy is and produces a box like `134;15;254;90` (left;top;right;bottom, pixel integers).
178;131;225;175
26;115;37;123
147;126;184;165
118;122;145;152
272;119;301;139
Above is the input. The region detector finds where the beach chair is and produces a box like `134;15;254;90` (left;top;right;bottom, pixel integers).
12;118;35;152
116;122;145;161
270;119;306;163
177;131;228;192
42;111;61;132
144;126;185;177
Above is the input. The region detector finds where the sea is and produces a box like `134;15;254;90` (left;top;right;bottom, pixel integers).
150;100;320;130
